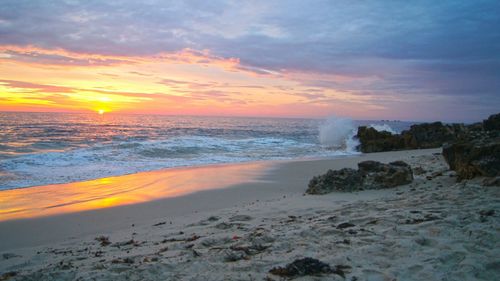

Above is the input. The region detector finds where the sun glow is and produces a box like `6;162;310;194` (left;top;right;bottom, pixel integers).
98;109;105;115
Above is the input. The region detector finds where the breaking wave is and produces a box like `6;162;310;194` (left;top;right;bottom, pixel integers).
318;116;359;152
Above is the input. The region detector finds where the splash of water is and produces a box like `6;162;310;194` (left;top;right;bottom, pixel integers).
318;116;359;151
368;124;397;134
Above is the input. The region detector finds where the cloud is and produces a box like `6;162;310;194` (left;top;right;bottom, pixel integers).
0;79;74;93
0;0;499;120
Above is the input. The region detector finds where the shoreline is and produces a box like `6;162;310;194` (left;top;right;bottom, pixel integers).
0;148;438;252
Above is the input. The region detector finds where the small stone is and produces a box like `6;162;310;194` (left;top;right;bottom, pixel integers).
95;236;111;247
337;222;356;229
229;215;253;222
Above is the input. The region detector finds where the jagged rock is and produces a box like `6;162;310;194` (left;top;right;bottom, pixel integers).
306;168;363;194
306;161;413;194
356;126;403;153
357;113;500;153
358;160;413;189
443;135;500;180
483;113;500;131
356;122;465;153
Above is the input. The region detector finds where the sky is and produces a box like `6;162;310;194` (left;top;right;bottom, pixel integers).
0;0;499;122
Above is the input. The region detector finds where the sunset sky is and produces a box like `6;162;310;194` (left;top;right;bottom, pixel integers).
0;1;499;121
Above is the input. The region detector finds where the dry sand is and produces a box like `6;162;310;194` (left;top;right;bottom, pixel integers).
0;148;499;280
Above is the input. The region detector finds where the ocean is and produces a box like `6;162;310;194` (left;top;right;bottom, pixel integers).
0;112;413;190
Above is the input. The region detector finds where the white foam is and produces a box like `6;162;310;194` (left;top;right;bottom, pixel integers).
0;135;359;190
368;123;397;134
318;116;359;152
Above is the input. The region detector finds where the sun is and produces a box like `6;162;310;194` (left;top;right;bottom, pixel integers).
98;109;105;115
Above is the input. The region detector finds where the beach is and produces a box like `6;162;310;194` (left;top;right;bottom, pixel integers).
1;148;498;280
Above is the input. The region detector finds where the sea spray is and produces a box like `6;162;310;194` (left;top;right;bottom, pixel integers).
318;116;359;152
368;124;397;134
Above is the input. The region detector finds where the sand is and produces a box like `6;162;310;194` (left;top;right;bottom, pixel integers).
0;148;499;280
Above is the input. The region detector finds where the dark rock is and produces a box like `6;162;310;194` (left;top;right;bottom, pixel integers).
404;122;459;149
224;250;248;262
442;135;500;180
111;257;134;264
483;113;500;131
0;271;17;280
306;168;363;194
2;253;20;260
229;215;253;222
358;160;413;189
269;258;333;277
95;236;111;247
306;161;413;194
337;222;355;229
413;166;426;175
356;126;403;153
483;176;500;186
356;122;464;153
479;210;495;217
357;113;500;153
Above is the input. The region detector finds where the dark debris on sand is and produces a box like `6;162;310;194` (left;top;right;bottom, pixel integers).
95;236;111;247
269;257;350;278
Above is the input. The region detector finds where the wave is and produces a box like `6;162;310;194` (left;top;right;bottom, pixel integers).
368;123;397;134
318;116;359;152
0;135;360;190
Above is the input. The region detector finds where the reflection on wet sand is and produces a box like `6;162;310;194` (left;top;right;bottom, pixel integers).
0;162;271;221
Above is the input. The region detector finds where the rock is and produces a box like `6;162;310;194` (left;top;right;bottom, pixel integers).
0;271;17;280
269;258;351;278
2;253;20;260
413;166;426;175
307;161;413;194
356;122;463;153
405;122;460;148
358;160;413;189
479;210;495;217
442;135;500;180
269;258;333;277
95;236;111;247
229;215;253;222
483;113;500;131
337;222;355;229
223;250;248;262
306;168;363;194
483;176;500;186
111;257;134;264
356;126;403;153
357;113;500;153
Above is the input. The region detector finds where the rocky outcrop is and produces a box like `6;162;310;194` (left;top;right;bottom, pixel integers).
356;127;404;153
358;160;414;189
357;113;500;153
306;168;363;194
442;133;500;181
483;113;500;131
306;160;413;194
356;122;466;153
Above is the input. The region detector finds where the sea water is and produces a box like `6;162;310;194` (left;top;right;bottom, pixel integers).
0;112;412;189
